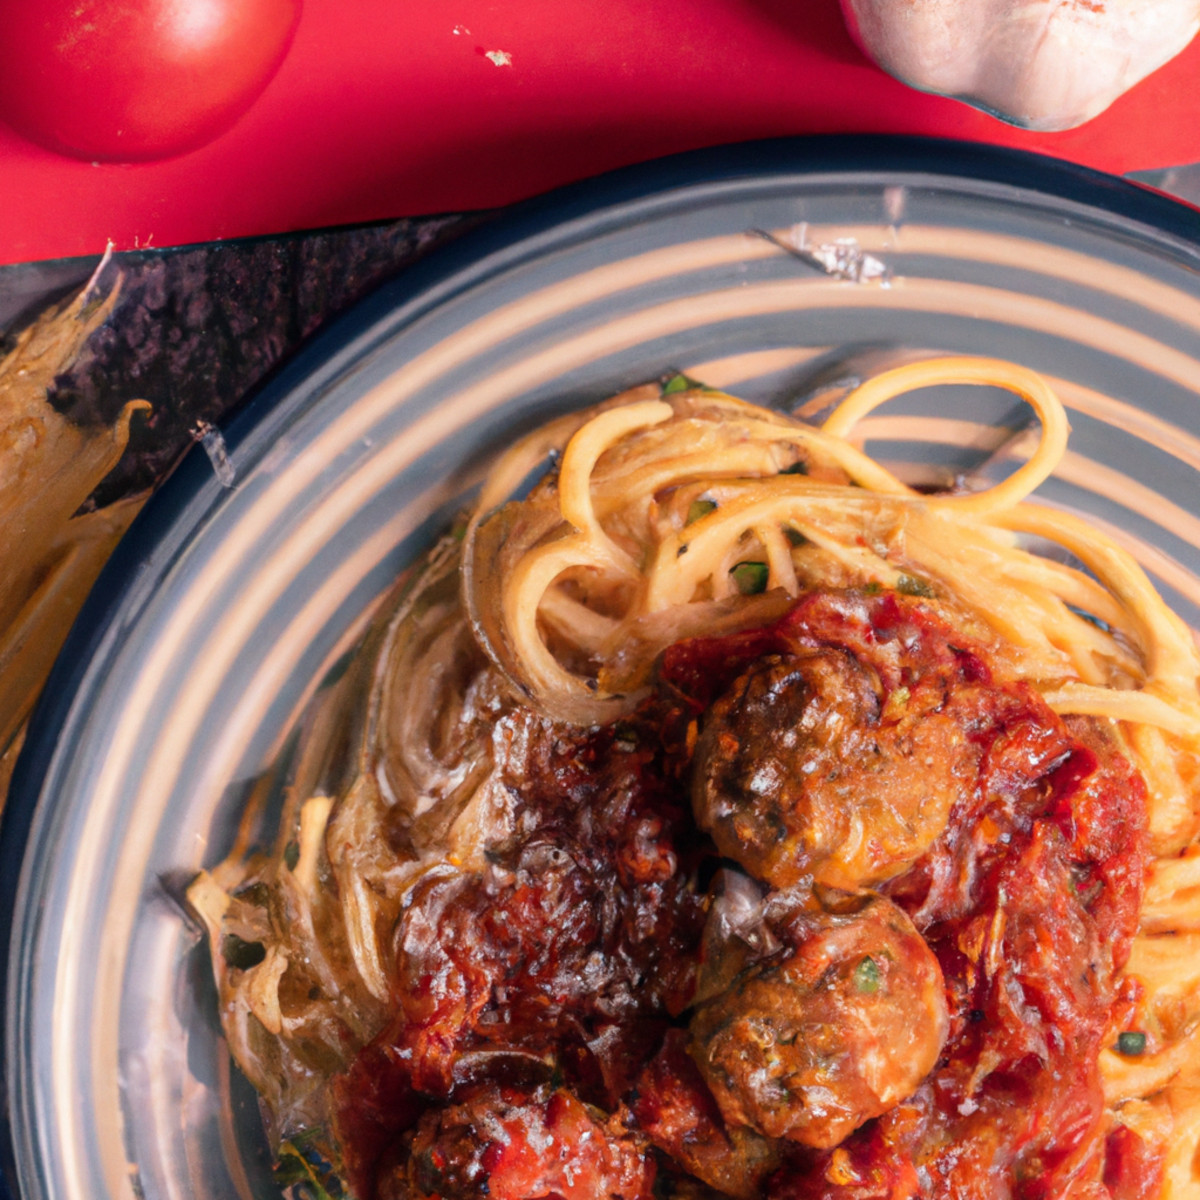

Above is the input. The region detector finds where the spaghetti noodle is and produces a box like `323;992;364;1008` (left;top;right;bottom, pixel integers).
191;355;1200;1200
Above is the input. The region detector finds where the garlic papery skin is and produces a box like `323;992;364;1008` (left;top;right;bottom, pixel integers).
840;0;1200;131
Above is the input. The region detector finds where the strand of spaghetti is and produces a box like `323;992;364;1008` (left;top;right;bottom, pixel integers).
1039;610;1141;687
505;415;901;702
1101;1030;1200;1104
1129;724;1200;855
897;518;1081;675
756;523;800;596
538;588;621;652
557;399;672;570
998;504;1200;703
503;540;624;699
641;486;906;611
984;546;1132;634
999;569;1143;680
496;401;682;704
709;539;743;601
1125;931;1200;1012
1158;1088;1200;1200
588;415;914;516
591;443;801;517
1042;682;1199;739
474;383;663;515
1138;881;1200;935
902;515;1144;683
735;417;918;494
780;523;908;586
823;357;1070;515
1141;847;1200;933
930;516;1132;631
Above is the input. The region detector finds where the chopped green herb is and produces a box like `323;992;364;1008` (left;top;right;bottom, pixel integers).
661;373;703;395
222;934;266;971
730;561;769;595
687;498;717;525
274;1156;310;1189
896;573;936;598
781;460;809;476
784;526;808;547
854;956;881;994
862;581;883;595
275;1134;346;1200
1117;1031;1147;1056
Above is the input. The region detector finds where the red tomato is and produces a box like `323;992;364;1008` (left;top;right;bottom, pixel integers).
0;0;300;162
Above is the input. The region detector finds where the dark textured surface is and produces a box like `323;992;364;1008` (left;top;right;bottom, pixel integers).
1;214;478;508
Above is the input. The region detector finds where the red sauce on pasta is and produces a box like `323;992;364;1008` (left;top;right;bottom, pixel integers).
332;590;1158;1200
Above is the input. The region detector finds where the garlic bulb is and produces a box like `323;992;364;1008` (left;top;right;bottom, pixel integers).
840;0;1200;131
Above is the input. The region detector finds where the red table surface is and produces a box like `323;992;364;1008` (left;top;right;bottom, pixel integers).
3;0;1200;268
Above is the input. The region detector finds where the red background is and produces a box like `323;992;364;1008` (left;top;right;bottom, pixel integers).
3;0;1199;268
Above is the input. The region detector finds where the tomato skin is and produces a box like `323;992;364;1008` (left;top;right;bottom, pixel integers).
0;0;300;161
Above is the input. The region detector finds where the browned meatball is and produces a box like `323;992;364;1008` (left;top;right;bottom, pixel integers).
377;1082;655;1200
692;649;970;890
689;894;948;1149
631;1028;782;1200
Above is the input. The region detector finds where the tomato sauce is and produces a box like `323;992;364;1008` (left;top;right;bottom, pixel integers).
332;589;1159;1200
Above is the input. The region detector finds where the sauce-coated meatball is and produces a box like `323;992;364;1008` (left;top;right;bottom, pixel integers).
692;648;971;890
689;894;948;1149
377;1083;655;1200
632;1028;782;1200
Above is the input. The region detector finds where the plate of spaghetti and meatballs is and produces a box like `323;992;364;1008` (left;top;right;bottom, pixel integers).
6;139;1200;1200
189;357;1200;1200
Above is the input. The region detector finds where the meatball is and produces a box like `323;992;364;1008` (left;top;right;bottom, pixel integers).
692;649;971;890
631;1028;782;1200
388;834;697;1096
689;894;948;1149
377;1083;655;1200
